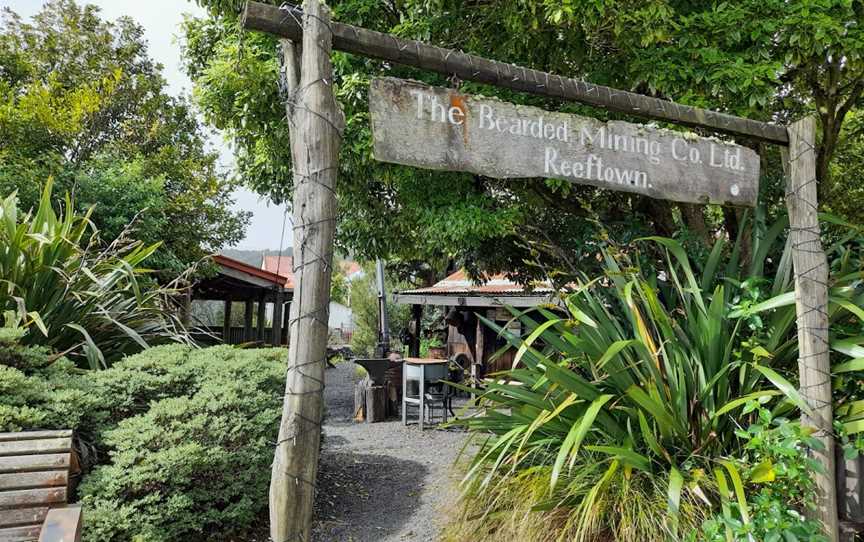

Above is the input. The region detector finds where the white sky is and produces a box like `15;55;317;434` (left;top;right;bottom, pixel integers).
1;0;290;251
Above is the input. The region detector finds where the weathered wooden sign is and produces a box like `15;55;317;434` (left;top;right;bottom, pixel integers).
369;77;760;206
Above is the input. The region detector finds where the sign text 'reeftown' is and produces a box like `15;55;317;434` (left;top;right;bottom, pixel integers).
369;78;760;206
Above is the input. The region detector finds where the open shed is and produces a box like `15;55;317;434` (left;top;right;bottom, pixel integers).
191;254;293;346
393;270;558;375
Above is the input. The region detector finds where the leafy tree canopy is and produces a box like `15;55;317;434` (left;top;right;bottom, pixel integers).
0;0;250;277
184;0;864;284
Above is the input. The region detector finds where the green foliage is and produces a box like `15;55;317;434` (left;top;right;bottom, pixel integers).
0;0;249;277
348;264;410;356
78;346;284;542
0;181;189;367
330;261;349;305
699;409;827;542
185;0;864;284
0;337;285;541
451;221;864;541
452;237;801;540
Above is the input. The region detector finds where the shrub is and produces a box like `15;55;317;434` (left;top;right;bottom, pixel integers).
0;336;285;541
75;345;284;541
699;408;827;542
0;180;190;368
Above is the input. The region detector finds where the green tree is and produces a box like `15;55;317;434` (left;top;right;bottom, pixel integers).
0;0;249;277
348;265;410;357
184;0;864;283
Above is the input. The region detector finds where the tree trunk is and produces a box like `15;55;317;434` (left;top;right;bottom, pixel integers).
679;203;711;246
785;116;838;541
270;2;343;541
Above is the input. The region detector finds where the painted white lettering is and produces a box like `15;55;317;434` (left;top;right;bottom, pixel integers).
429;98;447;123
411;90;425;120
672;138;688;161
709;144;723;167
544;146;559;175
448;106;465;125
479;104;494;130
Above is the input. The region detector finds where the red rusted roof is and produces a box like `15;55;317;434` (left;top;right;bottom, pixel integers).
261;255;295;289
340;260;363;278
213;254;292;289
399;270;554;296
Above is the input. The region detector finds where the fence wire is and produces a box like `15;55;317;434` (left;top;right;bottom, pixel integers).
271;3;344;542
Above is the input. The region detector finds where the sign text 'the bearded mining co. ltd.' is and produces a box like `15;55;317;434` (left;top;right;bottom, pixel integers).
369;77;760;206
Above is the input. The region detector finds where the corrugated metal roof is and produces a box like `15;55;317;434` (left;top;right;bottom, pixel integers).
262;255;295;289
398;270;554;296
213;255;293;289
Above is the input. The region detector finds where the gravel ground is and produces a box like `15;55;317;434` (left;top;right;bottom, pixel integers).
311;361;469;542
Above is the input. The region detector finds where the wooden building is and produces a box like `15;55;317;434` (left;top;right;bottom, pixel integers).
393;270;557;376
191;255;293;346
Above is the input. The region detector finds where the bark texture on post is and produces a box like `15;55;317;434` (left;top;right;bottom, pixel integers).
270;1;342;541
786;116;839;541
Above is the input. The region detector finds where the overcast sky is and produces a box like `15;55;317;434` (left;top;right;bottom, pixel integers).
1;0;290;252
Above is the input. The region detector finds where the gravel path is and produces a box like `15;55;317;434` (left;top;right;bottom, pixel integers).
311;362;468;542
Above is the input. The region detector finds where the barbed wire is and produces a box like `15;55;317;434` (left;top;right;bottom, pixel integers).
270;3;345;542
786;124;834;453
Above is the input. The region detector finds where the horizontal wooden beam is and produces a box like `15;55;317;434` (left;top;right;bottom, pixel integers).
243;1;789;146
392;293;557;308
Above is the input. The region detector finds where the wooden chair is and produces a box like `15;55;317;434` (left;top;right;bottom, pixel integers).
0;430;82;542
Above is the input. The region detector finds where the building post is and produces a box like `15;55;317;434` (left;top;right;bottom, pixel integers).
272;289;284;346
283;301;291;345
244;299;254;342
257;291;267;343
785;116;838;541
222;299;233;344
269;1;343;540
409;304;422;357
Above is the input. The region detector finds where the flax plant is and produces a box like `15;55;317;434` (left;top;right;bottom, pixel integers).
451;216;864;542
0;181;190;368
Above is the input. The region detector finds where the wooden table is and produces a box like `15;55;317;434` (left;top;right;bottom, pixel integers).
402;357;449;430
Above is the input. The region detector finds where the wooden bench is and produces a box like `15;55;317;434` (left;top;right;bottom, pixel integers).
0;430;82;542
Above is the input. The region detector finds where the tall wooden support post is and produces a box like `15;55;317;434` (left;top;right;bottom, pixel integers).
257;292;267;343
409;304;422;357
270;1;343;541
786;116;839;541
244;299;254;342
283;301;291;345
473;310;485;398
222;300;232;344
272;290;284;346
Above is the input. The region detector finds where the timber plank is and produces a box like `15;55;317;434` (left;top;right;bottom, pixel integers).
0;432;70;444
0;439;71;458
39;506;82;542
0;487;66;509
0;508;47;529
0;455;69;475
0;471;67;491
0;525;41;542
369;78;760;206
243;1;789;146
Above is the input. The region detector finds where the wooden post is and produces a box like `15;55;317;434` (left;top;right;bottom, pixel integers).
243;1;787;146
269;1;343;541
272;289;284;346
366;385;387;423
410;304;422;357
785;116;838;541
257;292;266;343
472;309;485;397
244;299;254;342
282;301;290;345
222;300;232;344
